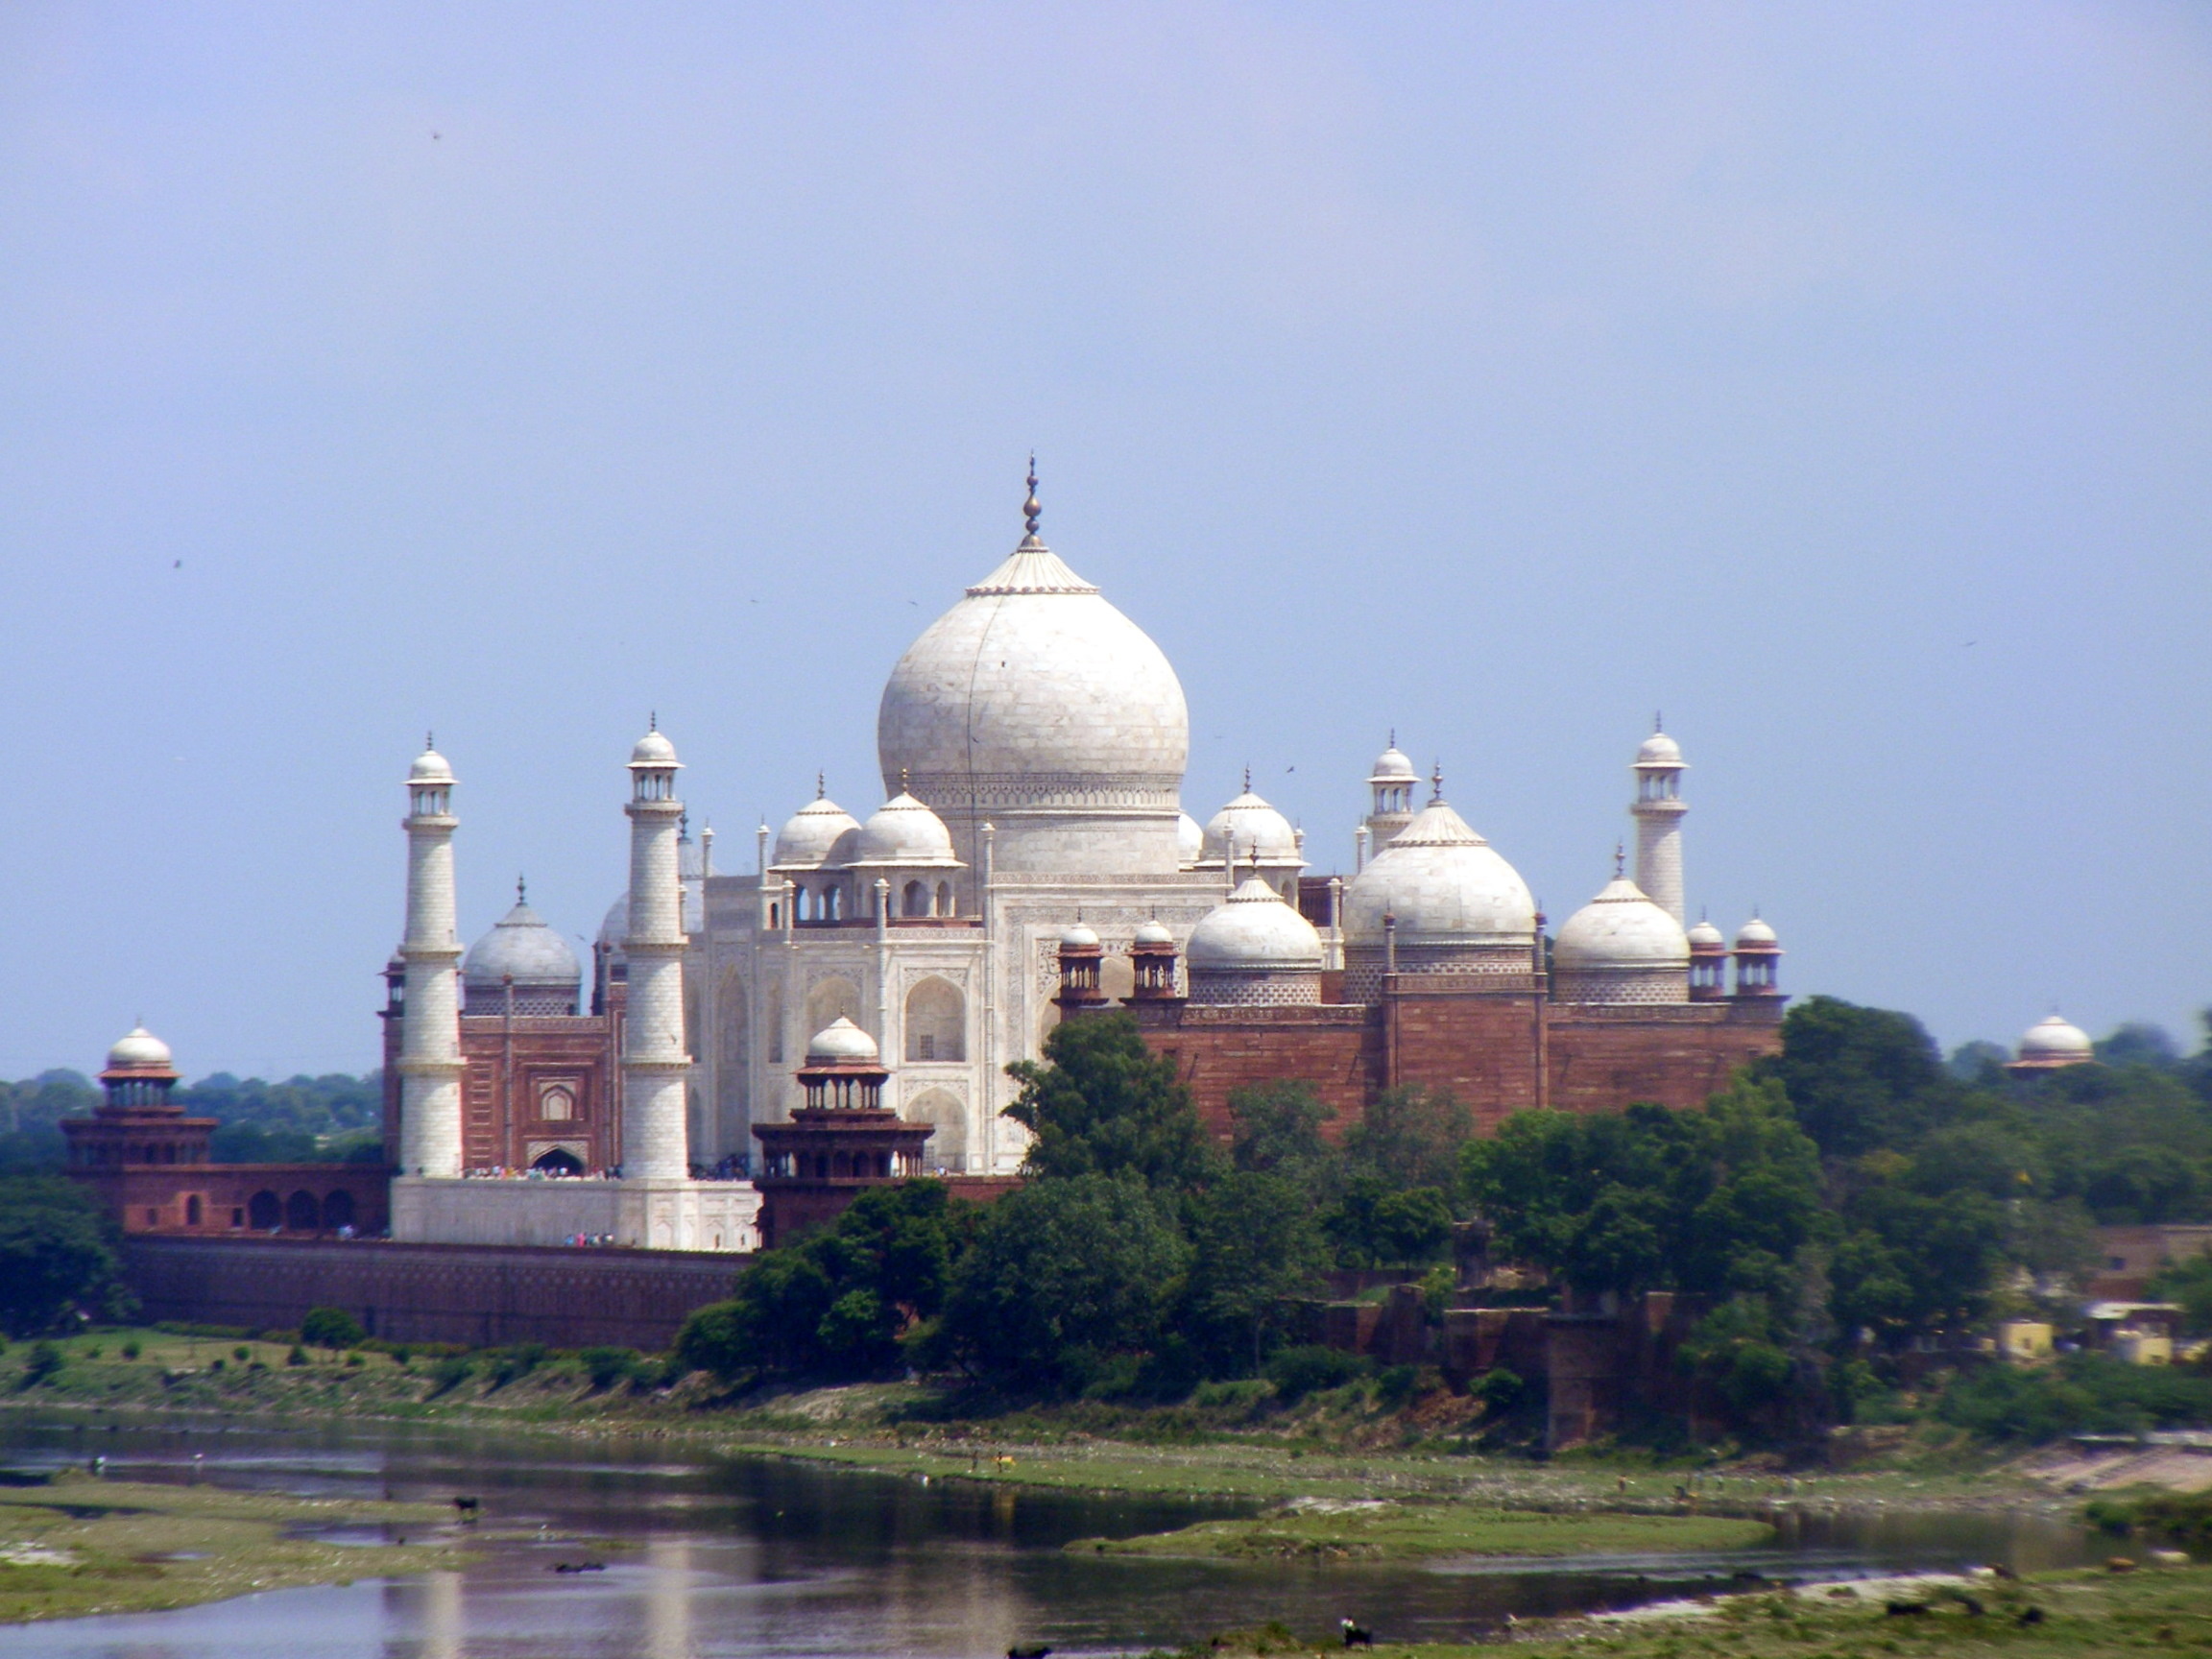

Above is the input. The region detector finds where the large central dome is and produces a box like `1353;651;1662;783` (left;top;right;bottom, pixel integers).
877;496;1189;876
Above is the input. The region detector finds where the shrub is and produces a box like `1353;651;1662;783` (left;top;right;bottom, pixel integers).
208;1358;225;1372
423;1356;473;1397
83;1345;102;1359
19;1341;62;1387
346;1352;364;1367
578;1346;638;1390
484;1343;547;1389
1262;1344;1368;1403
286;1344;309;1367
120;1340;140;1360
1474;1367;1527;1415
301;1308;366;1351
231;1346;250;1362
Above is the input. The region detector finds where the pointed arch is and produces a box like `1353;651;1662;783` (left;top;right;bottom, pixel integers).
903;977;966;1063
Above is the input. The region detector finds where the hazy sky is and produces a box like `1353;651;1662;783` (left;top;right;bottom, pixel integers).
3;2;2208;1080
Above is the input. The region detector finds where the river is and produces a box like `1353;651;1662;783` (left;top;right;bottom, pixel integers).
0;1415;2095;1657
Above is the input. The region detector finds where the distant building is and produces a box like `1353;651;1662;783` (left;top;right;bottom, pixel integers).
62;1026;389;1237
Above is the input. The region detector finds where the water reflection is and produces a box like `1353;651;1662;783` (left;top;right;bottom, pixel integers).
0;1414;2094;1659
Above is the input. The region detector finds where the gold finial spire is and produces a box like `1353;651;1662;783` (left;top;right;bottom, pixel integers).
1022;455;1042;540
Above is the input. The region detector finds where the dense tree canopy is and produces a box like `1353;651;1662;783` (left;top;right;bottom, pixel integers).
0;1175;131;1336
1003;1015;1221;1191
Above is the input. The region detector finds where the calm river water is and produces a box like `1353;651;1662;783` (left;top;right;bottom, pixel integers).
0;1414;2094;1659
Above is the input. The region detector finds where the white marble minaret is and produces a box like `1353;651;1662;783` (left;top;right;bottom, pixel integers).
620;723;690;1179
397;742;465;1178
1629;722;1687;926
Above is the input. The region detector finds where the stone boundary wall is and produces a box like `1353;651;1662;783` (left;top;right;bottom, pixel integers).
122;1236;749;1351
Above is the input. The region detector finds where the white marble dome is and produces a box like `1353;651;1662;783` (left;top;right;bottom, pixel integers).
630;728;679;767
805;1016;880;1064
1637;732;1683;767
1202;788;1300;866
773;794;861;868
106;1025;173;1070
877;538;1188;819
1059;922;1100;949
1343;798;1536;946
464;895;583;992
408;748;455;785
2019;1013;2094;1065
1176;811;1205;866
1736;916;1778;948
1135;918;1175;947
1554;878;1690;971
1188;877;1325;971
1370;742;1416;781
854;792;959;865
1686;917;1726;949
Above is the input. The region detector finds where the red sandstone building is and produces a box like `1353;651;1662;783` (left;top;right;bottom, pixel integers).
63;1027;389;1237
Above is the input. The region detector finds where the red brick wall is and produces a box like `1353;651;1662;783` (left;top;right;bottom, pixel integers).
1138;1008;1382;1142
121;1235;739;1350
1387;993;1543;1132
76;1164;392;1237
1546;1008;1780;1116
458;1018;618;1172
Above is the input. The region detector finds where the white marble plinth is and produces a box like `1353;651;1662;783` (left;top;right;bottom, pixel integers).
391;1176;759;1253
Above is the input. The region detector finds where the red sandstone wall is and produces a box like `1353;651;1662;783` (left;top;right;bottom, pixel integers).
1143;1016;1381;1142
122;1236;742;1350
1387;995;1543;1132
1546;1013;1778;1116
79;1165;391;1237
458;1018;617;1171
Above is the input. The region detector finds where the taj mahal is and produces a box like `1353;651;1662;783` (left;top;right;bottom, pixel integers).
374;470;1793;1254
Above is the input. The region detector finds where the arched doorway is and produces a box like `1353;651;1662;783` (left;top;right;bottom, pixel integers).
904;977;965;1062
248;1190;280;1230
532;1147;585;1176
905;1087;968;1173
322;1190;355;1230
285;1190;320;1231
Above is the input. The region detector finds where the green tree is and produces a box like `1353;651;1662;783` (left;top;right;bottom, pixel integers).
1757;996;1960;1161
1342;1086;1473;1190
1325;1178;1454;1267
300;1307;365;1350
933;1172;1191;1392
1002;1014;1221;1192
1227;1081;1338;1194
1184;1171;1333;1373
0;1175;129;1336
676;1181;972;1381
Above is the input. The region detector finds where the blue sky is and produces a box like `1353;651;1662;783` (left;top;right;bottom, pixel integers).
2;2;2207;1079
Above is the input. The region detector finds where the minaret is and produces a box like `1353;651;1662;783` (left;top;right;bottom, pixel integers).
397;740;465;1178
621;720;691;1180
1629;718;1687;926
1359;733;1418;869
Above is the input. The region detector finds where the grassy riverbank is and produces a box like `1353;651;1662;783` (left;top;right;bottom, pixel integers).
0;1474;458;1625
1071;1501;1769;1560
1167;1563;2212;1659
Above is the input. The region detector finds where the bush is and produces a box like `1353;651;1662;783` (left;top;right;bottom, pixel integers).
484;1343;547;1389
1376;1363;1424;1408
1263;1344;1368;1403
231;1346;250;1362
208;1358;225;1372
1474;1366;1527;1415
423;1357;472;1397
578;1346;638;1390
300;1308;366;1350
18;1341;62;1387
120;1340;139;1360
286;1344;309;1367
1938;1355;2212;1443
346;1352;364;1367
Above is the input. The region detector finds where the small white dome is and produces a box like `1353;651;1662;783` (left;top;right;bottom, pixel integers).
2019;1013;2094;1064
1060;922;1100;949
1636;732;1684;768
1135;919;1174;947
854;792;958;864
1343;799;1536;945
1202;789;1301;865
464;898;582;992
1176;811;1205;865
1370;743;1416;781
106;1025;173;1070
1736;916;1778;948
630;728;680;767
1187;877;1325;972
1554;878;1690;971
1686;918;1726;949
773;795;862;868
805;1016;880;1064
408;748;455;785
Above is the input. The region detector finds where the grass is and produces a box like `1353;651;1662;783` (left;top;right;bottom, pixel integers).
0;1474;458;1625
1069;1501;1771;1560
1160;1564;2212;1659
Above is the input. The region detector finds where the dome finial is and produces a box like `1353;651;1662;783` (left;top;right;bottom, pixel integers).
1022;455;1042;540
1431;760;1444;803
649;709;658;732
816;770;826;799
1654;709;1663;733
1243;763;1252;792
517;874;527;903
424;730;434;752
901;765;910;794
1613;842;1625;879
